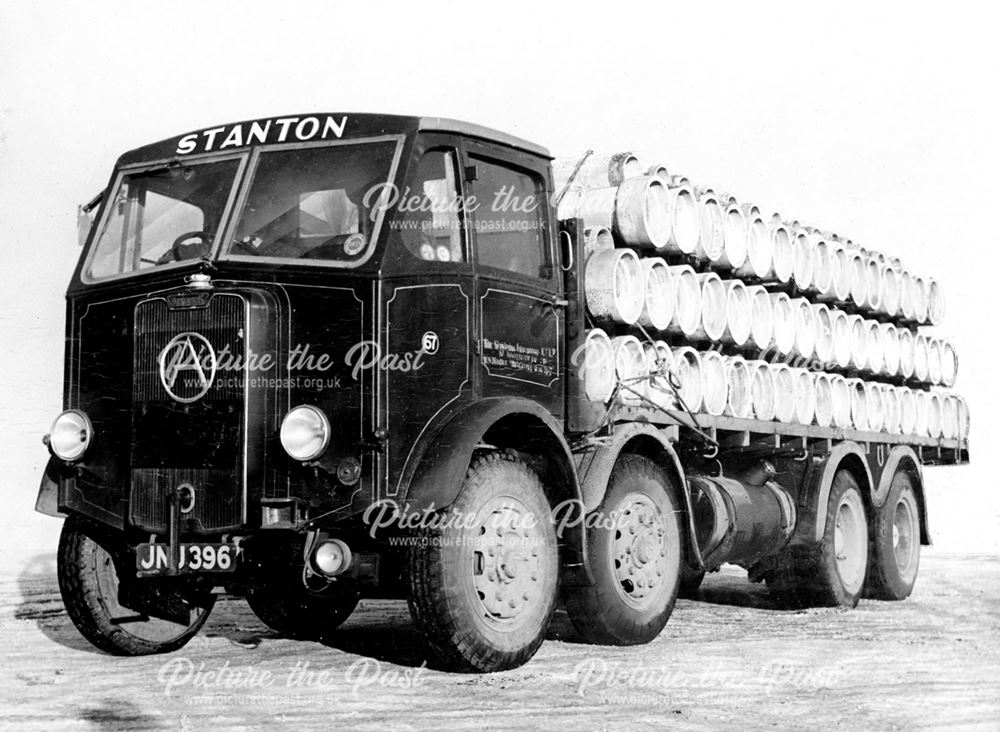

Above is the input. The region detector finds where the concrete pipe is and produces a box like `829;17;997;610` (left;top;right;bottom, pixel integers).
847;248;868;310
644;341;675;409
847;378;868;431
771;363;797;423
792;229;814;292
611;335;646;404
897;327;915;379
941;340;958;387
769;292;797;357
829;244;853;303
813;372;834;428
734;209;772;279
747;285;774;352
694;273;728;342
865;319;885;375
637;257;675;331
899;269;917;321
667;265;703;337
585;248;644;324
865;381;885;433
582;226;614;262
580;329;616;403
615;176;672;249
553;152;643;190
748;359;776;420
665;184;701;255
864;257;883;313
914;389;929;437
721;279;752;346
927;391;943;438
927;337;943;385
700;351;729;416
898;386;918;435
830;373;853;429
913;334;930;383
724;355;753;418
848;314;868;372
913;275;929;324
813;304;835;365
883;384;901;434
791;297;817;361
694;193;726;263
880;323;900;378
940;393;958;440
956;395;970;440
792;368;817;425
718;201;748;270
832;308;853;370
927;277;945;325
768;220;795;284
673;347;703;413
810;237;836;299
645;163;670;182
879;265;901;318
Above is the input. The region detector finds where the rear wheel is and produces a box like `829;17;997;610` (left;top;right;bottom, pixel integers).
407;451;559;672
767;469;869;608
563;454;682;644
866;469;921;600
58;516;214;655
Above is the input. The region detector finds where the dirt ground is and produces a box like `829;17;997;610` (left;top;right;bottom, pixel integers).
2;551;998;731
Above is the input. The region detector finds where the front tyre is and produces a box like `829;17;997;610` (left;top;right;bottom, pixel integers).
563;454;682;644
57;516;214;655
406;451;559;672
865;469;921;600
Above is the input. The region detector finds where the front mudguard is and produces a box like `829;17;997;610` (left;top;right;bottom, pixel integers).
35;456;66;518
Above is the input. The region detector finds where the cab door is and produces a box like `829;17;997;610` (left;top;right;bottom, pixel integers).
464;141;564;420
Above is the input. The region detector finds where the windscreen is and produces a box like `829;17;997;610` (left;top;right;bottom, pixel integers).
85;159;240;280
226;140;398;264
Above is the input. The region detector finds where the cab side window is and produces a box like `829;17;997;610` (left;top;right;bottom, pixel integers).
471;158;548;279
399;149;465;263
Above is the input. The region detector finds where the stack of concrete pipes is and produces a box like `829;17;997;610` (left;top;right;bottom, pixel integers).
558;151;967;440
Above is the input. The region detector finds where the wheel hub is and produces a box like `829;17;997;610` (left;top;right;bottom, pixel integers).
473;500;544;623
612;494;668;609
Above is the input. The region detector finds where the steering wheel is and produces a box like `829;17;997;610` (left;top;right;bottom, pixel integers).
170;230;213;262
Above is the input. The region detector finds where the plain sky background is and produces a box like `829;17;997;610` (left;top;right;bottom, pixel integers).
1;1;997;573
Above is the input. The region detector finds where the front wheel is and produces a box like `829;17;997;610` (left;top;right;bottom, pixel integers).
563;454;682;644
406;451;559;672
865;469;921;600
58;516;214;655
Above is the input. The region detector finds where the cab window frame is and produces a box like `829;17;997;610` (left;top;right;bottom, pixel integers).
462;141;555;286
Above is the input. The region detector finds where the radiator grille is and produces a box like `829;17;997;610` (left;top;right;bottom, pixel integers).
129;294;247;534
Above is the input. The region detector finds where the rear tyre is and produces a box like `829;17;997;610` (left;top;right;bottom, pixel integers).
865;469;921;600
406;451;559;672
563;454;682;644
767;469;869;608
58;516;214;655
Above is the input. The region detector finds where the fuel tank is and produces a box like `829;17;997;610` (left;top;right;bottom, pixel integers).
687;463;796;571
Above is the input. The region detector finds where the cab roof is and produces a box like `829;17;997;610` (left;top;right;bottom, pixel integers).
117;112;550;165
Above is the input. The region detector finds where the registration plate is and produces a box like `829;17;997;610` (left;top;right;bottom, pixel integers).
135;542;239;574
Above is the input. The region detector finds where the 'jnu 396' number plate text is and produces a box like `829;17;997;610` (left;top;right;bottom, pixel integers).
135;543;238;573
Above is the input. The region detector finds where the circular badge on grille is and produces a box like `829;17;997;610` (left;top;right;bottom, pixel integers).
158;332;218;403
